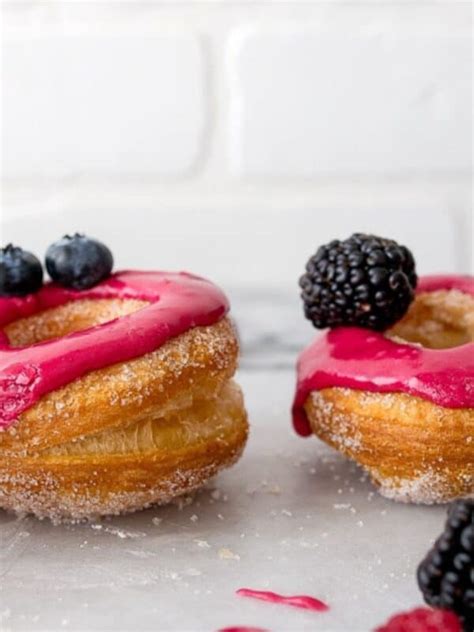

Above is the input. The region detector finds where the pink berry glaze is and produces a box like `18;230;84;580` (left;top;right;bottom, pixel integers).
236;588;329;612
218;628;268;632
0;271;229;430
293;275;474;437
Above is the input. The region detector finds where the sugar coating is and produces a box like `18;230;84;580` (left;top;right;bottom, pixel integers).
389;289;474;349
0;316;239;455
0;380;247;523
5;298;148;347
378;470;474;505
0;310;248;521
303;288;474;504
0;460;240;525
307;386;474;503
308;391;362;453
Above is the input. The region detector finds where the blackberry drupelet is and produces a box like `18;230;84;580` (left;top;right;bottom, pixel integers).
299;233;417;331
0;244;43;296
417;500;474;631
46;234;113;290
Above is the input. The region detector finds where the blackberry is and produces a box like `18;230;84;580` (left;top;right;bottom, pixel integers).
46;234;113;290
417;500;474;631
299;233;417;331
0;244;43;296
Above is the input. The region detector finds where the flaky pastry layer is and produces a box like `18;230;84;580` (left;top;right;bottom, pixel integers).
0;314;240;456
0;380;248;520
305;388;473;504
0;300;248;519
304;289;474;504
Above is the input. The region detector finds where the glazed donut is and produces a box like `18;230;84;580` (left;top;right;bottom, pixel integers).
0;271;248;520
293;275;474;504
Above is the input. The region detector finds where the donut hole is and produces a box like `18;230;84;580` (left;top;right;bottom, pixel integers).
5;298;149;347
388;289;474;349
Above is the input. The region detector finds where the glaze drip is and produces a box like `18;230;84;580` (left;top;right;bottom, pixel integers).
0;271;229;429
236;588;329;612
293;275;474;436
218;628;268;632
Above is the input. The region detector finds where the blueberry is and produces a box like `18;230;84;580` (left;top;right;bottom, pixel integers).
0;244;43;296
45;234;113;290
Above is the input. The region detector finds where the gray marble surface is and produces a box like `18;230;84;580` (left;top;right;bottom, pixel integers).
0;334;446;631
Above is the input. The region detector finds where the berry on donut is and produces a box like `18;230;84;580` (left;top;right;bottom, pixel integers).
293;233;474;504
0;236;248;521
0;244;43;297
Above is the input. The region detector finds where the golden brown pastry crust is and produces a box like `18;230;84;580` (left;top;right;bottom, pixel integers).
305;388;473;504
303;290;474;504
389;289;474;349
0;305;248;520
0;381;247;521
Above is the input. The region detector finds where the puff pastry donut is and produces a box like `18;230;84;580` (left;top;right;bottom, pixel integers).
293;275;474;504
0;271;248;520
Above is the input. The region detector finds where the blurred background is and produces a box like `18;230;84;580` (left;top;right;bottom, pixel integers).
1;1;472;360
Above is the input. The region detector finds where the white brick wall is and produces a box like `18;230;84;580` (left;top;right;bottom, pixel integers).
1;1;472;285
228;28;471;176
3;33;206;177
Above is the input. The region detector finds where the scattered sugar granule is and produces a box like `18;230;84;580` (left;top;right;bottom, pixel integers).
333;503;351;510
219;548;240;561
152;517;162;526
190;514;199;523
246;481;281;496
281;509;293;517
125;549;156;559
90;524;145;539
217;513;225;521
194;539;211;549
176;496;194;510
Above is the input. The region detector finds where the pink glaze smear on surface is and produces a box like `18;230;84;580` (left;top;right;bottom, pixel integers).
293;274;474;436
236;588;329;612
0;270;229;429
218;628;268;632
